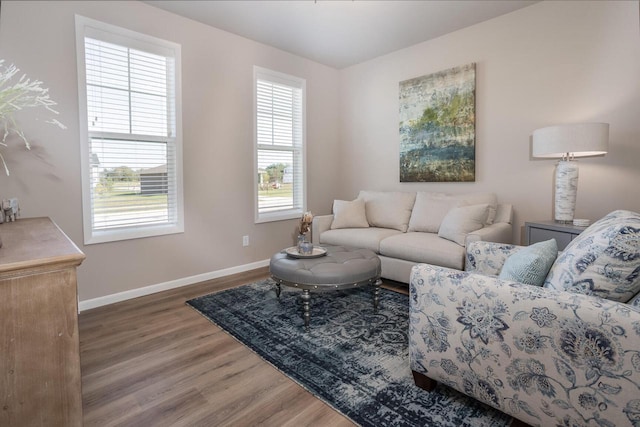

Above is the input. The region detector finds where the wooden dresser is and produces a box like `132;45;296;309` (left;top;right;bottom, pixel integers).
0;218;85;426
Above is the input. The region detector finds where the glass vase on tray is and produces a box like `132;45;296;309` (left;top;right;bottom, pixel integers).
297;234;313;255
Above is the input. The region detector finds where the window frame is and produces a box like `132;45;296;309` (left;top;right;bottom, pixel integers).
253;66;307;224
75;15;184;244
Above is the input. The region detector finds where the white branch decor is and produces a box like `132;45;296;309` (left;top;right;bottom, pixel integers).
0;60;66;175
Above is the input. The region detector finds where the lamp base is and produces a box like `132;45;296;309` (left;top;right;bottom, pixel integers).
554;160;579;223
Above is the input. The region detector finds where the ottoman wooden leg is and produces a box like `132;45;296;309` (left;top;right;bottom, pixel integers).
300;289;311;331
373;279;381;312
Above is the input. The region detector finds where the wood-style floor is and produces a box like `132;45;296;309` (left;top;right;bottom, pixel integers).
80;268;407;426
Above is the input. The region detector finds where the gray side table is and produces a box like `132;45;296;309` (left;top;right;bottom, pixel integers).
524;220;588;251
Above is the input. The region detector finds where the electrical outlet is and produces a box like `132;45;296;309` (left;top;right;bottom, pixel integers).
242;235;249;247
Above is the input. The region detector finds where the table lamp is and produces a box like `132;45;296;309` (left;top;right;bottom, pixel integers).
532;123;609;223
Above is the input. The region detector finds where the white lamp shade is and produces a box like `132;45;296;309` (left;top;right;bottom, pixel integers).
532;123;609;158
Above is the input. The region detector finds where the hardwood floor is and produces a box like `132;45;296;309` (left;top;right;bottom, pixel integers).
80;268;379;426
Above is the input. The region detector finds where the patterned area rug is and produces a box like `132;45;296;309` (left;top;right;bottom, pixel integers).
187;279;511;427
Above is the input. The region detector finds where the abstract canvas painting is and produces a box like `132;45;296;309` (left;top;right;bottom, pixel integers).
399;63;476;182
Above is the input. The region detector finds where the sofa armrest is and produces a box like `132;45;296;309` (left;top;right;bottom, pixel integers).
465;222;513;246
464;240;522;275
311;214;333;244
409;264;640;427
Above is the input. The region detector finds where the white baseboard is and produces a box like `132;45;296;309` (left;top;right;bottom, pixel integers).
78;259;270;312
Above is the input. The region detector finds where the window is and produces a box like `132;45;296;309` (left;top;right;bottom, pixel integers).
76;16;183;244
254;67;306;223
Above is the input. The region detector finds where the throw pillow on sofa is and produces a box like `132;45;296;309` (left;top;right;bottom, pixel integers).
544;209;640;302
330;199;369;229
498;238;558;286
358;191;416;232
438;204;489;246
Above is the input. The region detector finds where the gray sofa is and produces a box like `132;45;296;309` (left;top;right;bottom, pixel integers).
312;190;513;283
409;210;640;426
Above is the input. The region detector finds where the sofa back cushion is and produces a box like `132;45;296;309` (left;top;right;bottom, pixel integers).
408;191;499;233
437;204;489;246
330;199;369;229
408;192;461;233
454;192;498;225
358;191;416;232
544;210;640;302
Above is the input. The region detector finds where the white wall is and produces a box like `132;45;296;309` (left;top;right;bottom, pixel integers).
338;0;640;243
1;0;638;304
0;1;341;302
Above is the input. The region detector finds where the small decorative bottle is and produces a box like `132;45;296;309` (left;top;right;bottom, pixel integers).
300;240;313;255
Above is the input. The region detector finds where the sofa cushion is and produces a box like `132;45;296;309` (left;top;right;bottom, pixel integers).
379;232;466;270
319;227;402;253
330;199;369;229
358;191;416;232
544;210;640;302
499;239;558;286
407;192;499;232
454;192;498;225
438;204;490;246
408;192;461;233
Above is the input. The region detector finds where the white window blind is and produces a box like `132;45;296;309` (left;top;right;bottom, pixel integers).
76;16;183;244
255;67;306;223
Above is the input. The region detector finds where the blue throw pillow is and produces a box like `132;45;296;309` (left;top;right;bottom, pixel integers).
499;239;558;286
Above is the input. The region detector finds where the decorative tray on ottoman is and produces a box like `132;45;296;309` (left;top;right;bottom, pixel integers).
284;246;327;259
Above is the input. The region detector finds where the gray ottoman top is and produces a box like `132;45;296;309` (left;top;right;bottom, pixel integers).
270;245;381;286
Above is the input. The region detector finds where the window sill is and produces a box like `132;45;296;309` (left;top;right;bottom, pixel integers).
84;223;184;245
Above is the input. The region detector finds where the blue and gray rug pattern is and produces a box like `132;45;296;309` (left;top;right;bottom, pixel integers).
187;279;511;427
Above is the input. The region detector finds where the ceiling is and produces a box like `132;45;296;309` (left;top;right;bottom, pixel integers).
144;0;539;69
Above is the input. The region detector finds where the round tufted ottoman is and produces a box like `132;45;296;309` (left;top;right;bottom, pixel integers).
269;245;382;330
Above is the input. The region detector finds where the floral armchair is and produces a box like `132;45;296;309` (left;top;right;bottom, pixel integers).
409;210;640;427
